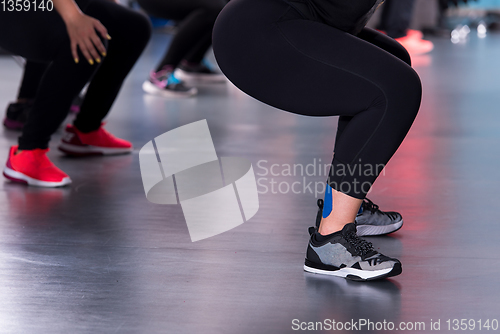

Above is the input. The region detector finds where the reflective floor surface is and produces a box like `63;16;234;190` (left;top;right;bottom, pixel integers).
0;31;499;333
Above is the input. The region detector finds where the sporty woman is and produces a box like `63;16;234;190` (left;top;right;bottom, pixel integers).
0;0;151;187
138;0;228;97
213;0;422;280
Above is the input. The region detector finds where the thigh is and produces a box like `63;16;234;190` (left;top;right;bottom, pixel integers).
0;10;67;62
214;0;417;117
83;0;150;38
0;0;98;61
357;27;411;65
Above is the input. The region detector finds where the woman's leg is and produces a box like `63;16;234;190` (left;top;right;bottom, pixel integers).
182;30;213;65
214;1;421;199
0;3;100;185
327;27;412;236
1;0;150;148
138;0;226;96
3;61;48;131
376;0;433;56
73;0;151;133
0;0;105;150
0;0;150;186
335;27;411;158
214;0;421;279
377;0;416;39
137;0;226;71
17;61;48;102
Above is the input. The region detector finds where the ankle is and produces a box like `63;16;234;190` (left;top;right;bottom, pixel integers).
181;60;200;69
155;65;174;74
318;220;350;236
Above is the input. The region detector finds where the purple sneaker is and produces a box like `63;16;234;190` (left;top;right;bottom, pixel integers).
142;67;197;98
3;101;32;131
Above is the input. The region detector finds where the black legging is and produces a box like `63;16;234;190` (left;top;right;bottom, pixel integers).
213;0;422;199
137;0;227;71
17;62;48;101
377;0;416;39
0;0;151;150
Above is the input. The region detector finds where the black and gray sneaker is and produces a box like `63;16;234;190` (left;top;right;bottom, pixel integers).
3;101;33;130
304;223;402;281
175;60;226;84
142;69;198;98
356;198;403;236
314;198;403;237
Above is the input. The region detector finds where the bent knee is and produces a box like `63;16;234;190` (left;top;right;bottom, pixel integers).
375;68;422;120
388;66;422;101
127;11;153;41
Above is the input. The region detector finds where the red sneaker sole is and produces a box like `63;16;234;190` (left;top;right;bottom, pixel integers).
3;167;71;187
58;143;133;156
3;118;24;131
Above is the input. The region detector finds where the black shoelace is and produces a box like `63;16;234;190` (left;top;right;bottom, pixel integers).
362;198;400;220
344;231;375;257
362;198;380;214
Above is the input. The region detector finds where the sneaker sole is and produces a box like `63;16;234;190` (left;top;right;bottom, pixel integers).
304;262;402;281
356;219;403;237
3;166;71;187
142;81;198;98
58;143;133;156
3;118;24;131
174;69;227;84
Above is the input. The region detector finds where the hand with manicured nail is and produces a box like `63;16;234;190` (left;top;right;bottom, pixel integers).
52;0;111;64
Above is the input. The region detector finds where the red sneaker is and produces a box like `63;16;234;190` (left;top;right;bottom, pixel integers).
395;35;434;56
58;124;133;156
407;29;424;40
377;29;424;40
3;146;71;187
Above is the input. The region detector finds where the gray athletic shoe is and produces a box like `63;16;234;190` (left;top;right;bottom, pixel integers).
314;198;403;237
356;198;403;237
304;223;402;281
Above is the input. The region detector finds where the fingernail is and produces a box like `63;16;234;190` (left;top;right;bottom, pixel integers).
101;52;107;57
96;58;101;63
106;34;112;40
74;58;79;64
88;59;94;65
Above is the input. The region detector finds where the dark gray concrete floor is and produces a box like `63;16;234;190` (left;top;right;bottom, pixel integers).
1;31;500;334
